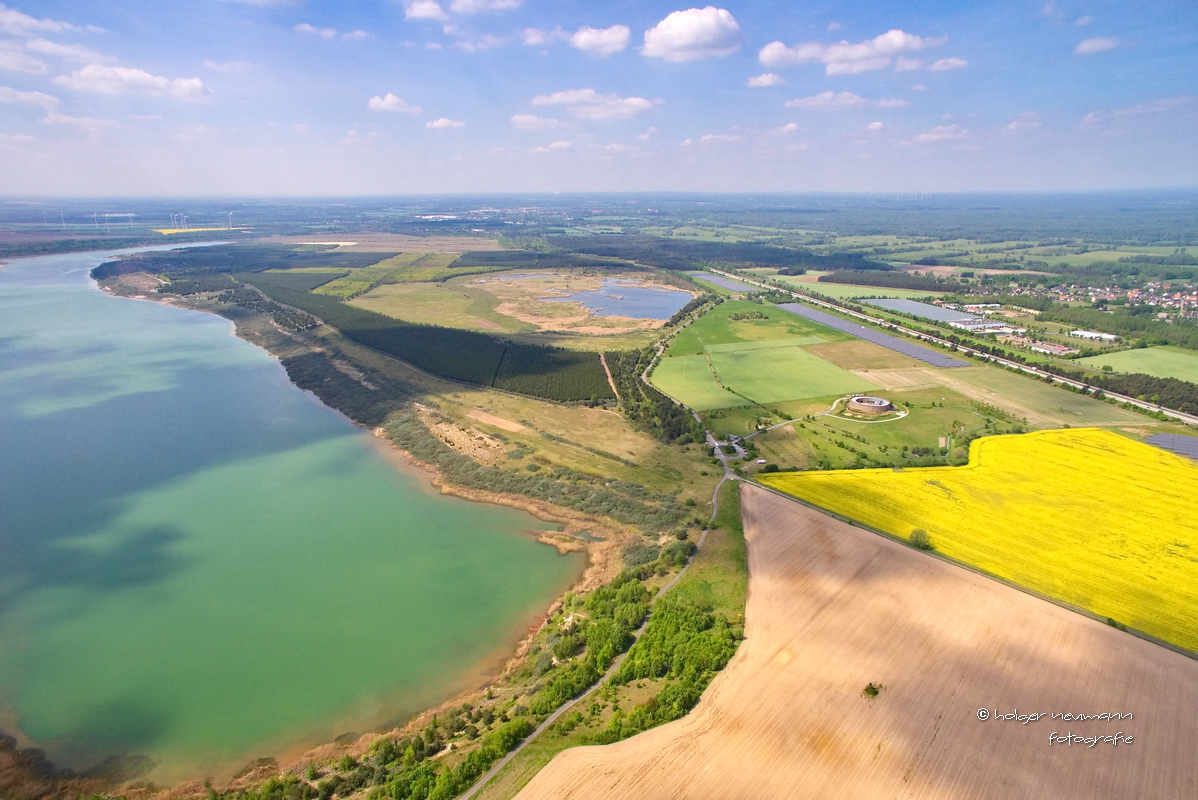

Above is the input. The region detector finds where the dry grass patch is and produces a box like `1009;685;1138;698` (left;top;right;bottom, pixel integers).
517;485;1198;800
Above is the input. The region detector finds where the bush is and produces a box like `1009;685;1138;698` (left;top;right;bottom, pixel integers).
910;529;933;550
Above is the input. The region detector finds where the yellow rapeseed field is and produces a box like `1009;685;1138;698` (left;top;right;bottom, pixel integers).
760;428;1198;651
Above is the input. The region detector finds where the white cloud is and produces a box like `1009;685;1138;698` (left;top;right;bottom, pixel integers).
510;113;559;130
784;91;908;110
699;133;740;143
759;29;946;75
606;143;628;152
367;93;422;112
867;121;884;131
426;117;464;128
915;124;967;141
637;126;658;140
1076;37;1118;55
450;0;521;13
0;84;57;108
771;122;800;134
642;7;741;62
405;1;448;21
0;40;45;73
1084;95;1195;127
570;25;630;56
295;23;336;39
827;21;841;32
532;88;657;120
343;30;371;40
746;72;782;87
454;34;504;52
1004;112;1040;133
41;111;117;131
522;27;563;46
532;139;570;153
930;57;968;71
1076;15;1093;25
911;83;929;91
25;39;112;63
0;4;100;36
224;0;302;5
895;57;922;72
54;65;209;100
204;59;254;72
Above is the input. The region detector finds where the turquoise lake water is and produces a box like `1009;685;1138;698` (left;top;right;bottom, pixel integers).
0;247;583;779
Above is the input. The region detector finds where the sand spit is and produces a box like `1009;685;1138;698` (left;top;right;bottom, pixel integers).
517;484;1198;800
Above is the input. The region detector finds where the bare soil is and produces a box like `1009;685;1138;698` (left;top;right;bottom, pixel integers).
517;484;1198;800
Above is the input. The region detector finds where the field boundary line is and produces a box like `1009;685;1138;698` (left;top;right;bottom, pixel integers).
744;478;1197;662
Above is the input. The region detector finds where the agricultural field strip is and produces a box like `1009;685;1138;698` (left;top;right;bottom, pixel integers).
687;272;759;292
706;348;879;406
776;303;971;368
761;429;1198;652
706;269;1198;425
517;485;1198;800
703;336;826;353
1146;433;1198;460
1076;346;1198;383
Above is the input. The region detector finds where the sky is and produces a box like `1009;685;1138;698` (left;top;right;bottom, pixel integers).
0;0;1195;195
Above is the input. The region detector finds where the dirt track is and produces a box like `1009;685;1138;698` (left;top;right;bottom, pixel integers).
516;484;1198;799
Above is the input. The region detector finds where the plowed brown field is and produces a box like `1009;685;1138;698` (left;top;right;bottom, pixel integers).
516;484;1198;800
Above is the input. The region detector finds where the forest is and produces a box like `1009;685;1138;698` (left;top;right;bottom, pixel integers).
818;271;961;292
604;349;702;443
549;236;876;272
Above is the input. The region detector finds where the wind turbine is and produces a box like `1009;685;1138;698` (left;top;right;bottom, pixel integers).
226;211;235;230
93;211;99;230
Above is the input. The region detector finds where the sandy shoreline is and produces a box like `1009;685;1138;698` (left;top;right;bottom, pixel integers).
89;273;623;791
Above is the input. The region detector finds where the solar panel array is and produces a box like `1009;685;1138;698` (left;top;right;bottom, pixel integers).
1146;433;1198;461
776;303;971;368
689;272;758;292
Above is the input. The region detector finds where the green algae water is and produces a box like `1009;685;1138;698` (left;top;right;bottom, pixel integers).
0;247;583;780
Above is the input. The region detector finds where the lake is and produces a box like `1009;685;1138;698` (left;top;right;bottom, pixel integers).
0;247;583;780
545;278;692;320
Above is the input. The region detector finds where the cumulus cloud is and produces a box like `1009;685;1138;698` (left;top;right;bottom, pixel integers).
642;7;741;62
915;124;967;141
0;40;46;73
405;0;448;21
1075;36;1118;54
867;121;884;131
759;29;946;75
25;39;112;63
895;57;922;72
570;25;630;56
605;143;628;152
930;57;968;71
0;84;57;108
0;4;101;36
1076;15;1094;25
699;133;740;143
522;27;563;46
532;139;570;153
784;91;908;110
454;34;504;52
637;126;658;140
746;72;782;87
54;65;209;100
771;122;800;134
295;23;336;38
450;0;521;13
367;92;422;112
426;117;464;128
204;59;254;72
1004;112;1040;133
510;113;559;130
532;88;657;120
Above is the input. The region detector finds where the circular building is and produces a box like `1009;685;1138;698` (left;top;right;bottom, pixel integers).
847;395;894;416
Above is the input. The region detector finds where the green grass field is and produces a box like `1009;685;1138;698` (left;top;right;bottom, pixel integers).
705;336;826;353
651;356;738;410
667;300;844;355
709;347;878;405
936;366;1146;427
1077;346;1198;383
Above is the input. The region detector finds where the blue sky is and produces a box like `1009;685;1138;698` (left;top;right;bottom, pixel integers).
0;0;1194;194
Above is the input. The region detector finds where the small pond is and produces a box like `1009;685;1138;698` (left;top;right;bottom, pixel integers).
544;279;693;320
